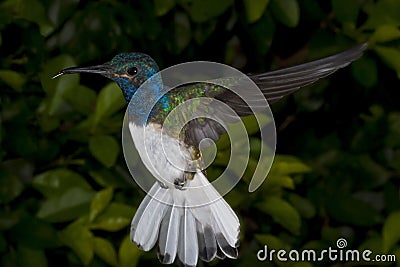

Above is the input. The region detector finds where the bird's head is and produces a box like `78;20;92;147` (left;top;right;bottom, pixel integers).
53;53;159;102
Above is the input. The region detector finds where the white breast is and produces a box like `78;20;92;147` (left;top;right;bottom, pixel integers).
129;122;190;187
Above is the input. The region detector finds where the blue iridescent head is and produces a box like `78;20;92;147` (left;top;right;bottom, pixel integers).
54;52;159;103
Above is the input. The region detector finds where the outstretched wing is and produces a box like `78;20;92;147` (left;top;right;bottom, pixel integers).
152;43;368;147
216;42;368;116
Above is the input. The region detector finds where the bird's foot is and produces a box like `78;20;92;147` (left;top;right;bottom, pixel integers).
159;181;168;189
174;177;186;190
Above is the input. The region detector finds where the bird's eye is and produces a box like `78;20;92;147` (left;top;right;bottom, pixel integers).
126;66;138;76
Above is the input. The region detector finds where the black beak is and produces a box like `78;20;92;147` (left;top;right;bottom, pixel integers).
52;63;113;79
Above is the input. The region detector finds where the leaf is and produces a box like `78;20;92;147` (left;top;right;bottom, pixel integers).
370;25;400;44
255;234;287;250
326;192;382;226
89;187;114;222
59;222;94;265
9;214;59;249
17;246;47;267
382;211;400;253
94;237;118;266
89;135;120;167
247;14;275;55
0;70;27;91
257;196;301;234
193;20;216;44
351;56;378;88
363;0;400;29
331;0;359;24
374;46;400;79
89;169;130;188
37;187;94;223
0;169;24;204
174;12;191;53
288;194;316;219
179;0;233;23
2;0;53;35
154;0;176;16
90;203;135;232
242;113;273;135
119;235;141;267
39;55;78;116
244;0;270;23
32;168;92;198
94;83;125;126
271;0;300;28
270;155;311;176
62;85;97;114
0;210;21;231
386;112;400;148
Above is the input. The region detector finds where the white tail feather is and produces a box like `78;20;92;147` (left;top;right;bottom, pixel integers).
158;205;180;264
130;171;240;266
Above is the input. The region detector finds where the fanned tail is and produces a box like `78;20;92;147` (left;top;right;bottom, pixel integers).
130;171;240;266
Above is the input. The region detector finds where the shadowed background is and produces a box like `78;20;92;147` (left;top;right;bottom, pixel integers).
1;0;400;266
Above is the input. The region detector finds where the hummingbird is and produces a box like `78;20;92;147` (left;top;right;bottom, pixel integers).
53;43;367;266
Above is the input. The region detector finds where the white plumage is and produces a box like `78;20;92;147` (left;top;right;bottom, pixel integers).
129;122;240;266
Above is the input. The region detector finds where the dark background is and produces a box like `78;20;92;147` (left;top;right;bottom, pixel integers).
1;0;400;266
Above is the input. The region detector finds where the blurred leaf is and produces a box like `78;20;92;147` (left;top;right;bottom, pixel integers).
179;0;233;23
357;155;390;188
351;56;378;88
263;174;294;190
257;196;301;234
370;24;400;43
94;237;118;266
89;135;120;167
271;0;300;28
89;169;130;188
90;203;135;232
119;235;141;267
33;168;92;198
0;234;5;253
0;70;27;91
322;226;354;245
374;45;400;79
17;246;47;267
62;85;97;114
193;20;216;44
40;55;77;94
89;187;114;222
154;0;176;16
174;12;191;53
244;0;270;23
59;222;94;265
270;155;311;176
248;14;275;55
288;194;316;219
0;210;21;230
94;83;125;126
382;211;400;253
1;0;53;35
37;187;94;223
386;112;400;147
242;113;273;136
255;234;287;250
332;0;359;24
2;159;34;184
0;170;24;204
363;0;400;29
40;55;79;116
10;214;59;249
326;192;382;226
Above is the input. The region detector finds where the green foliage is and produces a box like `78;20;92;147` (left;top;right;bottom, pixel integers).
1;0;400;266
